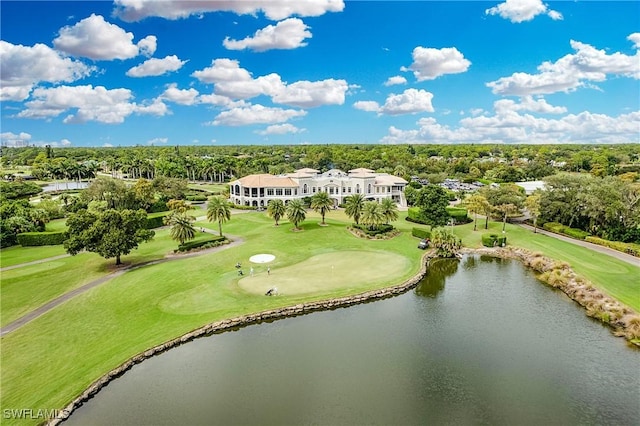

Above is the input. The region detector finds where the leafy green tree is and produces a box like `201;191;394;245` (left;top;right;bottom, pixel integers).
524;191;542;233
464;194;489;231
267;199;286;226
361;201;384;231
286;199;306;230
416;185;450;230
431;227;462;258
380;198;399;225
483;184;525;232
168;213;196;246
310;191;333;225
206;196;231;237
64;208;154;265
82;177;137;210
344;193;365;225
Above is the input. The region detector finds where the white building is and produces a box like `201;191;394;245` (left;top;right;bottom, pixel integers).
229;168;407;208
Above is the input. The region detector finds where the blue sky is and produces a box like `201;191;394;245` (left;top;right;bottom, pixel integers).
1;0;638;147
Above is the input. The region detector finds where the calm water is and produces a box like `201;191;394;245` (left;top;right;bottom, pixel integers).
66;255;639;425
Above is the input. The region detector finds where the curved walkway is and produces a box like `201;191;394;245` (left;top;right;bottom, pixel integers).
0;234;244;337
516;223;640;267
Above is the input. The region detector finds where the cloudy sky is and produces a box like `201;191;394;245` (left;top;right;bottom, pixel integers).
1;0;638;147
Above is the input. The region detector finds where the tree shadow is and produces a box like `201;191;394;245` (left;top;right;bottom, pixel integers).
415;257;459;298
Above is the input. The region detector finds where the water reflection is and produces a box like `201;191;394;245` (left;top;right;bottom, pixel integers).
415;257;459;298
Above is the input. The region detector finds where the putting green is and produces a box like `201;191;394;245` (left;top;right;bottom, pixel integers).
158;250;411;315
238;250;410;296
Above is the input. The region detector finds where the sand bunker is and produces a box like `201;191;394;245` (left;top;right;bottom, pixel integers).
249;254;276;263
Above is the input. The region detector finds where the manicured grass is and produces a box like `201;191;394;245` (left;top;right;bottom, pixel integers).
0;229;182;327
453;221;640;312
1;212;425;425
46;218;68;232
0;245;67;268
188;183;227;193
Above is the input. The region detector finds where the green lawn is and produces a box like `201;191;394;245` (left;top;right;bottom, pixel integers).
0;245;67;268
1;210;638;426
188;183;227;194
46;218;68;232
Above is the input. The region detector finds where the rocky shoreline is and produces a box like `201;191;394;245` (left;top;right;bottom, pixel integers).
50;247;639;424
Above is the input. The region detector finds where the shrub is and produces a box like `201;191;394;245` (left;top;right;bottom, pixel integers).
406;207;426;224
232;204;257;210
148;200;168;213
186;194;207;202
482;233;500;247
351;223;394;236
176;236;226;252
496;235;507;246
543;222;590;240
17;231;67;246
585;236;640;257
412;227;431;240
145;211;170;229
446;206;471;224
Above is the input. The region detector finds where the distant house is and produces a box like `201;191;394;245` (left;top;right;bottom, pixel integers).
229;168;408;208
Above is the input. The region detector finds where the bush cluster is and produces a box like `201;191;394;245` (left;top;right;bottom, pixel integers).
411;227;431;239
482;233;506;247
445;206;471;224
17;231;67;246
585;236;640;257
351;223;394;236
543;222;591;240
186;194;207;202
176;236;226;252
145;211;170;229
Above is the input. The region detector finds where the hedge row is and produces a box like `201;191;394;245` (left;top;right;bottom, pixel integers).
411;227;431;240
407;206;470;225
585;236;640;257
176;236;226;252
543;222;591;240
186;195;207;202
482;233;507;247
351;223;394;236
145;211;170;229
17;231;67;246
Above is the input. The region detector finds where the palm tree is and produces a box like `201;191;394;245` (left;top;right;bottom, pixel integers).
379;198;399;224
267;199;286;226
361;201;384;231
207;196;231;237
344;193;365;225
310;191;333;225
286;199;306;230
169;213;196;246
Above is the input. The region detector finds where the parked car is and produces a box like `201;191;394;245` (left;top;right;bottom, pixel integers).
418;239;430;249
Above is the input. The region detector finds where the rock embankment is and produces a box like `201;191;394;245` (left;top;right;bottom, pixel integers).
463;247;640;346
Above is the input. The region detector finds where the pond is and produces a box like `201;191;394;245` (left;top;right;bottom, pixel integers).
40;181;89;192
65;255;639;425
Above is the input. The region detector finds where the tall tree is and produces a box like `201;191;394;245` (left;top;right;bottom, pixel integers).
310;191;333;225
524;191;542;233
206;196;231;237
168;213;196;246
64;208;154;265
344;193;365;225
267;199;286;226
483;184;525;232
286;199;306;230
464;194;489;231
380;198;399;225
416;185;450;230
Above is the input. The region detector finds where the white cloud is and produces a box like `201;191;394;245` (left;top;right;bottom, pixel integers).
271;79;348;107
402;46;471;81
114;0;344;22
257;123;305;135
0;41;93;101
147;137;168;145
487;36;640;96
126;55;186;77
192;58;348;107
629;33;640;49
223;18;312;52
17;85;167;124
53;14;154;60
137;36;157;57
103;143;114;147
353;100;381;112
211;104;306;126
485;0;562;23
60;139;72;146
380;107;640;145
0;131;32;147
161;84;199;105
384;76;407;86
494;96;567;115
